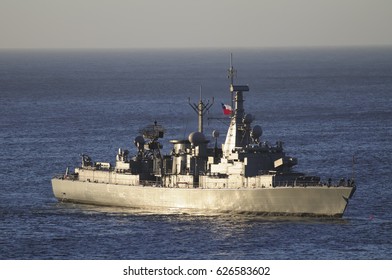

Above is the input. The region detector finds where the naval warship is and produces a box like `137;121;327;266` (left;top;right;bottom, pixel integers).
52;57;356;217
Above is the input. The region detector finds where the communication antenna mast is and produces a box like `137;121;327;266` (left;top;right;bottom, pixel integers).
227;53;237;113
228;53;237;86
188;85;214;133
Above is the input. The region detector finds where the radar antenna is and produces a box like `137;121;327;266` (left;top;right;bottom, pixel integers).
227;53;237;86
188;85;214;133
138;121;164;162
227;53;237;114
139;121;165;140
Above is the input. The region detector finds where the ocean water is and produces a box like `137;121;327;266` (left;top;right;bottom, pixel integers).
0;47;391;259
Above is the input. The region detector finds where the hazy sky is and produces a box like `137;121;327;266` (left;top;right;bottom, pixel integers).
1;0;391;49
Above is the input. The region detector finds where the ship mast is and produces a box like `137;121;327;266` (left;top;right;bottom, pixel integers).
227;53;237;113
223;54;250;158
188;86;214;133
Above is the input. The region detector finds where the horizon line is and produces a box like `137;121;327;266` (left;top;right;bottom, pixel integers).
1;43;392;51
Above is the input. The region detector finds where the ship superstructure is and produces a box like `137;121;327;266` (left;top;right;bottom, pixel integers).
52;56;356;216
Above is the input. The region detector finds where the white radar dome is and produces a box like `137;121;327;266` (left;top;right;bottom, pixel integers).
188;132;206;146
134;135;145;148
251;125;263;139
243;114;254;124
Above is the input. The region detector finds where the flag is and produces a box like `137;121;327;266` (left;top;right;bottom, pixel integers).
221;103;232;115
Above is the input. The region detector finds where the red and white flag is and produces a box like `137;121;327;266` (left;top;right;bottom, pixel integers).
221;103;232;115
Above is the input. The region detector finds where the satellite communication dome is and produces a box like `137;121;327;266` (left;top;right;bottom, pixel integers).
134;135;145;149
188;131;205;146
251;125;263;139
243;113;254;124
212;130;220;138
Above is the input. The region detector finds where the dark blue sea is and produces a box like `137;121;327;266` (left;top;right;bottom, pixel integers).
0;47;391;260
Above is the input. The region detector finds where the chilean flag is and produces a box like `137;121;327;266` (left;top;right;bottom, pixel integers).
221;103;233;115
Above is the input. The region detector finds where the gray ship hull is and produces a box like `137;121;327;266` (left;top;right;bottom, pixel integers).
52;178;354;217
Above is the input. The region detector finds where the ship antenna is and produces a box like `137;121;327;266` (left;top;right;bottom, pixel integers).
228;53;236;86
227;53;237;113
188;85;214;133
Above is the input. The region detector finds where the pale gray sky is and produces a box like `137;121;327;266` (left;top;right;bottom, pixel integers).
1;0;391;49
